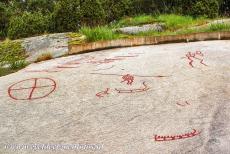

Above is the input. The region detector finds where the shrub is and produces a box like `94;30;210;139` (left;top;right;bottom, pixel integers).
0;39;27;69
102;0;133;22
52;0;81;32
191;0;219;18
117;15;156;27
26;0;55;14
131;0;159;14
35;53;53;62
7;12;51;39
0;2;9;38
80;0;106;26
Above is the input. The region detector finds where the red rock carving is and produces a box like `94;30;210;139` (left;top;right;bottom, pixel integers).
121;74;135;85
8;78;56;100
115;82;150;93
185;51;208;67
90;73;170;85
96;88;110;98
155;129;201;142
176;101;190;107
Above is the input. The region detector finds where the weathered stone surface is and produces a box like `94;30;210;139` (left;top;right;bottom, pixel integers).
117;23;165;34
0;40;229;154
187;19;230;31
22;33;69;62
209;18;230;24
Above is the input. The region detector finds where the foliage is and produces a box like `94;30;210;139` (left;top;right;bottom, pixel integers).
0;0;229;39
156;14;208;30
0;2;10;38
67;33;86;45
208;23;230;31
134;22;230;36
80;0;106;26
220;0;230;16
0;39;27;69
131;0;159;14
25;0;56;14
52;0;81;32
102;0;133;22
191;0;220;18
116;15;156;27
79;26;122;42
0;67;22;77
7;12;51;39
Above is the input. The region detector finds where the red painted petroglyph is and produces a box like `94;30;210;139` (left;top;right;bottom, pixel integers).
55;45;68;48
66;56;95;65
87;53;140;66
88;58;124;65
114;55;138;58
155;129;201;142
93;65;115;71
26;56;96;73
96;88;110;98
56;65;79;69
115;82;150;93
90;73;170;85
121;74;135;85
26;69;61;73
128;52;144;55
185;51;208;67
8;78;56;100
176;101;190;107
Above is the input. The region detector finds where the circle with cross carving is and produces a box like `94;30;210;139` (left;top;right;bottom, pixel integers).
8;78;56;100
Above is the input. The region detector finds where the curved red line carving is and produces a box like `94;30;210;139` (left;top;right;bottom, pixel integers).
93;65;115;71
176;101;190;106
96;88;110;98
155;129;201;142
56;65;79;68
115;82;150;93
26;69;61;73
114;55;138;58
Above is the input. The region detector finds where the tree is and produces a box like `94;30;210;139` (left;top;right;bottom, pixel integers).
25;0;56;14
191;0;219;18
0;2;10;38
102;0;133;22
80;0;106;26
52;0;81;32
220;0;230;16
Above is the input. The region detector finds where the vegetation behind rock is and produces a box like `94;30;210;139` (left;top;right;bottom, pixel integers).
0;0;229;39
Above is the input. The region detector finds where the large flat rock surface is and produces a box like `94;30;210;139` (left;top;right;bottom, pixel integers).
0;40;229;154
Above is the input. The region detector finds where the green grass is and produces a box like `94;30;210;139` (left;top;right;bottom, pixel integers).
0;67;18;77
0;63;27;77
0;39;27;68
0;39;28;76
115;15;156;27
156;14;208;31
79;26;129;42
134;23;230;37
208;23;230;31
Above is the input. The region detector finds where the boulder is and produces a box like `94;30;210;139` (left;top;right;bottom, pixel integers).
116;23;165;34
22;33;69;62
